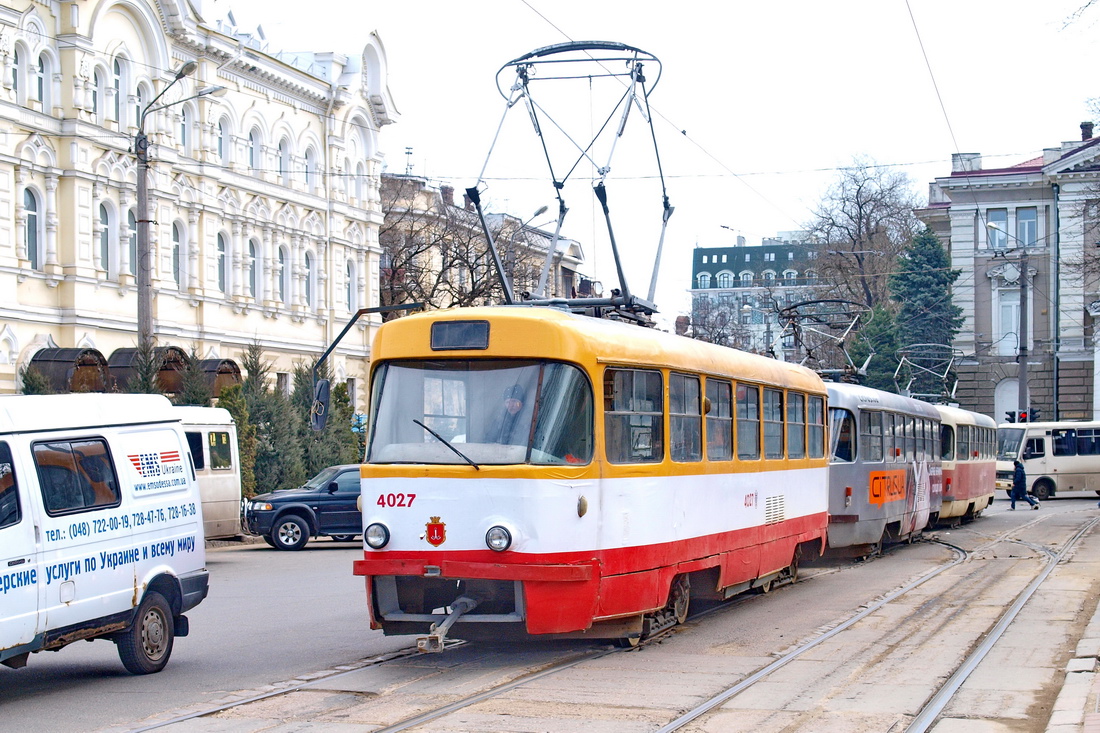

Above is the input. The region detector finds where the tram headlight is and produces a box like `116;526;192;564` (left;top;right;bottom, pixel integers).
365;523;390;549
485;525;512;552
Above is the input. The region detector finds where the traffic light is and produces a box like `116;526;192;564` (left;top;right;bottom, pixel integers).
1005;411;1015;423
1018;411;1028;423
1029;406;1042;421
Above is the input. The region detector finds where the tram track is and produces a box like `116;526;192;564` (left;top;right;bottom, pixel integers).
119;511;1098;733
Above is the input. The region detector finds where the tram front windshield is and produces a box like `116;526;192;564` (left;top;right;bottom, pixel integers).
366;359;593;465
997;427;1025;461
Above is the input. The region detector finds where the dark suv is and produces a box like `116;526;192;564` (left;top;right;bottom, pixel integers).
244;465;362;550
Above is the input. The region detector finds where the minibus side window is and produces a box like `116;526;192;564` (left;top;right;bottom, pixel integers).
1024;437;1045;459
35;438;121;516
0;442;20;530
185;431;205;470
1053;430;1076;456
209;431;234;469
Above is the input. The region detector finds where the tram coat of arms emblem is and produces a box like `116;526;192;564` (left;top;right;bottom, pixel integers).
425;516;446;546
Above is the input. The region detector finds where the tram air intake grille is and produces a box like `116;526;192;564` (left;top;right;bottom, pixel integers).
765;495;785;525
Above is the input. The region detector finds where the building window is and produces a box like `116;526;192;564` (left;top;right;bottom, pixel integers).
99;204;110;272
740;272;752;285
277;247;288;303
11;47;20;97
134;83;147;129
172;222;183;288
248;129;260;170
304;252;315;309
34;55;47;107
276;372;290;396
721;254;727;263
112;58;122;122
697;273;711;289
996;288;1022;357
305;148;317;189
764;252;775;262
179;107;191;155
247;241;257;298
745;253;750;262
346;260;356;311
277;138;290;182
217;233;227;292
24;189;40;270
217;118;229;163
702;255;708;264
987;209;1008;249
716;272;733;288
127;209;137;276
1017;207;1037;247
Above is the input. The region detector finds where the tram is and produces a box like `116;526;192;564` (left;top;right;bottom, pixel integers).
351;306;830;648
934;405;996;524
824;382;944;555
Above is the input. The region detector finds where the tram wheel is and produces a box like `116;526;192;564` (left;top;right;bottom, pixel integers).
671;576;690;625
614;634;641;648
757;578;773;594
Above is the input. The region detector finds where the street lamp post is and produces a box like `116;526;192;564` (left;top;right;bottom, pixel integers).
988;222;1030;421
135;62;225;351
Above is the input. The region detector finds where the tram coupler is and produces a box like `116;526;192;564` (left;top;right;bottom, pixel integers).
417;596;478;653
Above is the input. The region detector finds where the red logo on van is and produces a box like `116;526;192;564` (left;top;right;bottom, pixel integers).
425;516;446;547
128;451;180;477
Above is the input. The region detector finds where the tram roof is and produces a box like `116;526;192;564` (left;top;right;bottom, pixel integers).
933;403;996;428
824;381;942;420
372;306;826;392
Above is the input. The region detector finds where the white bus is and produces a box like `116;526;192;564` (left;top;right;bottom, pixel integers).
172;406;242;540
996;421;1100;500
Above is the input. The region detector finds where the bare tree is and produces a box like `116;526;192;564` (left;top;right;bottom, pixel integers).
806;159;923;310
689;297;751;349
379;175;544;317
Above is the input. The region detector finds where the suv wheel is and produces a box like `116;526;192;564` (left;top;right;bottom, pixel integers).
329;534;356;542
270;515;309;551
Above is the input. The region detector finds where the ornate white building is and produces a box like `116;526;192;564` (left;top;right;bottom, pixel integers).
0;0;396;408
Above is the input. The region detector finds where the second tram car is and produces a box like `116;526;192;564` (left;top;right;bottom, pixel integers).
352;306;830;648
934;405;996;524
825;382;944;555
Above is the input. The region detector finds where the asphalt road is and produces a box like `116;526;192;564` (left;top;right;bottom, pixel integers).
0;539;411;733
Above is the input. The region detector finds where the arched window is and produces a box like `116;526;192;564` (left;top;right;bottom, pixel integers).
134;83;150;129
304;252;315;309
247;241;257;298
127;209;137;276
740;272;753;285
716;272;733;289
697;273;711;289
277;247;288;303
179;107;191;155
92;68;106;122
217;118;229;163
35;55;48;108
112;58;123;122
98;203;110;272
172;222;184;288
247;129;259;170
216;233;228;292
304;148;317;189
11;47;19;97
346;260;356;311
277;138;290;182
24;189;40;270
355;162;365;202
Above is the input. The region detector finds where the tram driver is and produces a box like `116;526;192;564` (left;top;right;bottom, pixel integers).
485;385;529;445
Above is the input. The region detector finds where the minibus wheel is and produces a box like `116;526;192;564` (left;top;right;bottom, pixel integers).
1032;480;1053;501
117;591;174;675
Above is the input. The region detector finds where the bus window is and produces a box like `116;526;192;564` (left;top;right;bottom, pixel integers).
736;383;760;460
1024;437;1045;459
941;424;955;461
763;388;783;459
185;431;205;470
808;395;825;459
670;374;702;462
1052;430;1076;457
830;408;855;463
861;411;883;462
1077;428;1100;456
605;368;663;464
787;392;805;459
209;431;233;470
705;379;732;461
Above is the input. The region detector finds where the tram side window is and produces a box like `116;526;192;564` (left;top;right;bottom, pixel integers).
736;383;760;460
808;395;825;458
670;374;702;462
531;363;594;465
883;413;896;462
0;443;19;531
787;392;806;459
958;425;972;460
830;408;855;463
904;417;915;461
861;411;884;462
1077;428;1100;456
941;424;955;461
763;388;784;459
705;379;733;461
605;368;663;463
1052;430;1076;457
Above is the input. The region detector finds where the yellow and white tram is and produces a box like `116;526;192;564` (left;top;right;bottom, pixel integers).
352;306;830;647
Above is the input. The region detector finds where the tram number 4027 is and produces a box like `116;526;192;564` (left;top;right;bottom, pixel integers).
376;493;416;508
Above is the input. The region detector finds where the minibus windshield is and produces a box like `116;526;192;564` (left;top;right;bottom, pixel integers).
997;427;1025;461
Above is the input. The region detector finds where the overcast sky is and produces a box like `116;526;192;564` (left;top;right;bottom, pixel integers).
207;0;1100;323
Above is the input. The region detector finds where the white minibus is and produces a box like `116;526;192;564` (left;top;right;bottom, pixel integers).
996;421;1100;500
